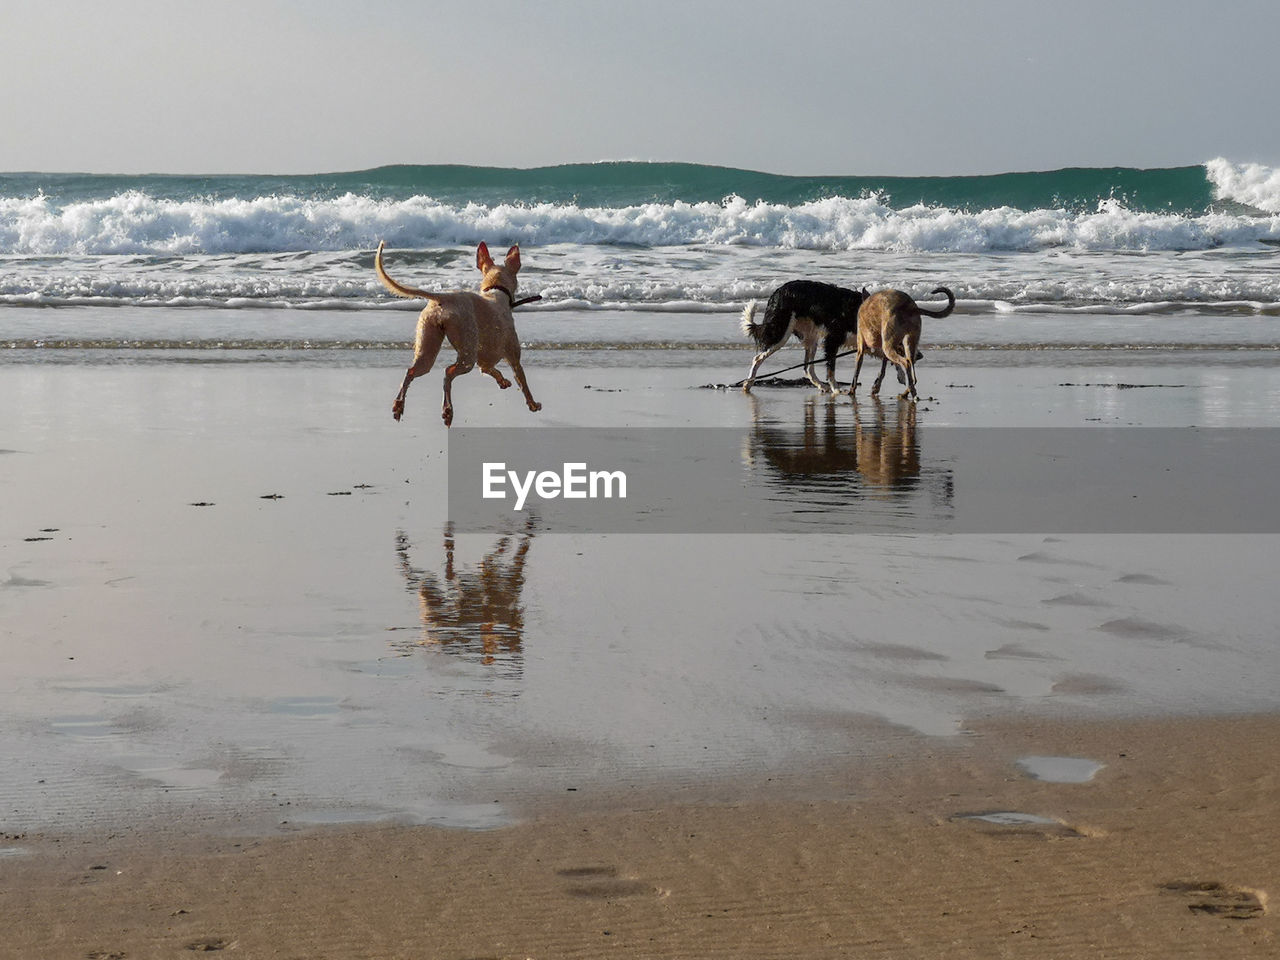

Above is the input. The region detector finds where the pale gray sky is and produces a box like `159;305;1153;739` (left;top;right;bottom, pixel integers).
2;0;1276;176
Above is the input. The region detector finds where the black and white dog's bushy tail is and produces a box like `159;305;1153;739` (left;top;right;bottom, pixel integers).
740;300;764;347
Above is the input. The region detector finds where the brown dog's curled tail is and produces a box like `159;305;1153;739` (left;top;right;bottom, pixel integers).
374;241;442;301
918;286;956;319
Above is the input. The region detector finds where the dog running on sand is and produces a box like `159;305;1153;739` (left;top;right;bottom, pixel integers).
852;287;956;399
374;241;541;426
739;280;868;393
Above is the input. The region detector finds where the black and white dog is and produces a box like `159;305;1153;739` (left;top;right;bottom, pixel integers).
740;279;923;393
739;280;866;393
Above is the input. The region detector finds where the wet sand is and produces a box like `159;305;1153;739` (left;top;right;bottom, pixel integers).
2;713;1275;958
2;350;1278;956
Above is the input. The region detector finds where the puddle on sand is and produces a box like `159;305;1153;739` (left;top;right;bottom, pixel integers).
281;801;511;831
53;684;160;699
952;814;1090;839
50;716;118;740
0;847;31;858
267;696;341;719
1016;755;1105;783
951;811;1089;838
115;759;226;790
956;811;1064;827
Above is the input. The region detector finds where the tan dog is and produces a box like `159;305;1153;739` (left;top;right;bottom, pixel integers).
852;287;955;399
375;240;541;426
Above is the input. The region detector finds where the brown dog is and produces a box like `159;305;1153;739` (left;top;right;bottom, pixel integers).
852;287;955;399
375;241;541;426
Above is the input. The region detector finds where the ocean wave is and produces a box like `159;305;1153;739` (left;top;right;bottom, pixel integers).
3;189;1280;257
5;241;1280;311
6;288;1280;315
1206;157;1280;214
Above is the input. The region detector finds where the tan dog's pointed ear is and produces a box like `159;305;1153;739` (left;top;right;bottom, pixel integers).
505;244;521;271
476;242;494;271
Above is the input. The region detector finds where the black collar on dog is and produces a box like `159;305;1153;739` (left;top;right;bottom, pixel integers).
482;283;542;309
482;282;516;305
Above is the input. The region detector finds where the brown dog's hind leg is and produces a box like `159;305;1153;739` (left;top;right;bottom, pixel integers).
870;356;889;397
849;347;866;396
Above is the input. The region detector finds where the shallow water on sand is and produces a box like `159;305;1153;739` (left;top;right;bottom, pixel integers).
2;351;1278;832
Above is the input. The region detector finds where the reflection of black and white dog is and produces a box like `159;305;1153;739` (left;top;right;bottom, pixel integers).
739;280;867;393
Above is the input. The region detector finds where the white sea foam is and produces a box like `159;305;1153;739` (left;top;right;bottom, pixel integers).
4;188;1280;257
1206;157;1280;213
4;240;1280;313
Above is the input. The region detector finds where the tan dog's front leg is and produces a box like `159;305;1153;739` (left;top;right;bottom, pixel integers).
482;366;512;389
393;369;414;421
509;359;541;413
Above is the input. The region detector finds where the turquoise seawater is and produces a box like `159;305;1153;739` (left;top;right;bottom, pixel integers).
2;159;1280;345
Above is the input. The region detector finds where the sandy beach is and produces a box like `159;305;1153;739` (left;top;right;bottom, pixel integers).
2;346;1278;957
1;713;1276;958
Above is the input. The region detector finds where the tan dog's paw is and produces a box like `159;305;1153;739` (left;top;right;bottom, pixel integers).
442;403;454;427
528;401;542;413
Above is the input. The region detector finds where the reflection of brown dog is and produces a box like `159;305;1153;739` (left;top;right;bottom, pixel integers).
375;241;541;426
854;398;920;491
394;522;534;666
853;287;955;399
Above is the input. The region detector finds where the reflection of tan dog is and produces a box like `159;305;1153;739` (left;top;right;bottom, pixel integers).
853;287;955;399
375;241;541;426
395;522;534;666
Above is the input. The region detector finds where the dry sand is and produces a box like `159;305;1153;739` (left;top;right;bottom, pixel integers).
2;713;1275;959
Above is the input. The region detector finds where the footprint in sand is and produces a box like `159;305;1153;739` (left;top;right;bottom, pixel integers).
860;642;949;662
557;865;664;900
1116;572;1172;586
1096;617;1187;641
185;937;236;952
1041;592;1112;608
1160;881;1267;919
986;643;1064;662
1016;551;1100;569
1051;673;1127;696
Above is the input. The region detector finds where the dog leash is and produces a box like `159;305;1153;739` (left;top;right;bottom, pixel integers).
731;347;860;388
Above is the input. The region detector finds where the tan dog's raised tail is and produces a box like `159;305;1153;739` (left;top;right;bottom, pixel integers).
375;241;541;426
852;287;955;399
